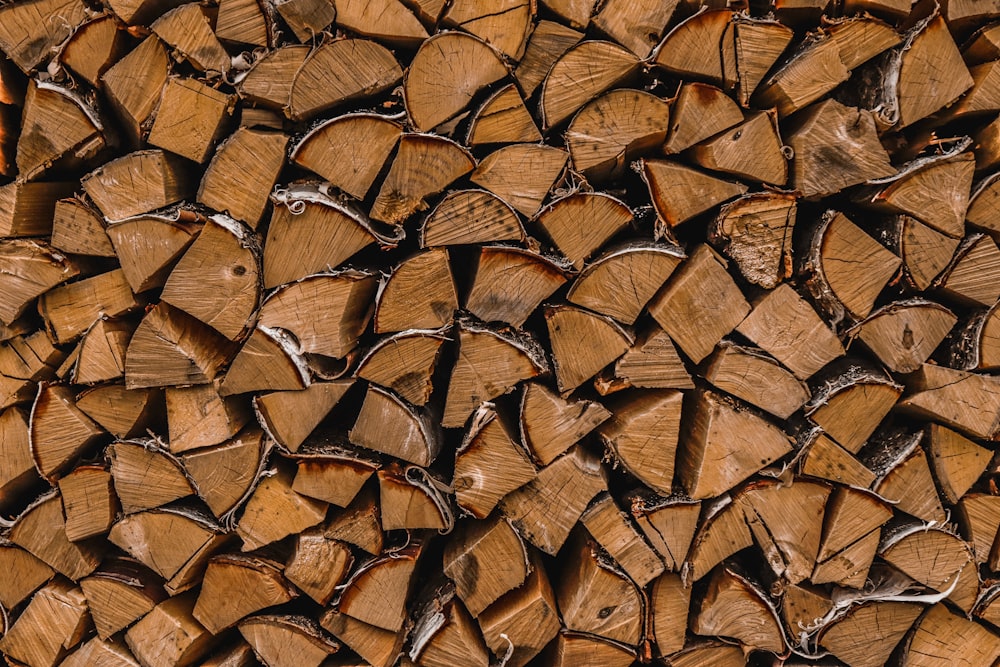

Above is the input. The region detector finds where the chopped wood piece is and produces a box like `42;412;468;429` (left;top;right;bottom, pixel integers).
289;39;402;121
0;407;38;511
17;81;104;181
785;100;895;198
0;330;66;408
546;304;632;393
444;516;528;617
882;525;975;610
540;40;640;129
275;0;335;42
236;461;327;551
899;363;1000;439
781;583;831;640
333;0;427;47
465;247;566;328
30;384;105;480
39;270;140;345
557;532;643;647
648;244;751;364
0;181;77;238
285;529;353;605
339;541;424;632
628;494;700;572
151;3;231;74
598;325;694;393
0;0;88;71
818;601;922;667
290;452;373;510
646;161;748;238
598;390;682;495
109;441;193;514
654;9;734;84
679;390;793;499
404;32;507;132
370;134;475;226
59;465;117;540
935;233;1000;307
925;423;990;504
581;492;664;586
732;16;794;106
742;479;830;583
356;329;446;406
686;496;753;581
902;603;1000;665
702;342;809;419
520;383;609;466
62;636;141;667
320;610;402;667
107;213;202;293
351;385;440;466
216;0;269;47
78;386;162;441
51;199;114;258
800;430;875;489
754;34;851;117
455;404;537;518
125;593;214;667
958;494;1000;565
220;326;309;396
689;112;788;186
545;633;634;667
665;82;743;155
442;0;532;59
61;16;129;88
476;551;560;667
375;250;457;333
165;381;248;454
500;446;606;555
691;566;785;654
148;77;235;163
237;45;309;109
239;616;339;667
193;554;297;634
536;192;632;270
101;37;170;146
540;0;595;29
889;214;961;292
951;299;1000;371
806;365;902;453
80;560;166;639
515;20;582;97
292;114;401;201
83;150;193;221
0;240;79;325
467;83;541;146
10;492;102;580
255;381;351;452
421;190;524;248
324;484;383;554
566;89;670;182
408;585;490;667
592;0;679;57
469;144;568;218
854;300;957;373
0;579;90;667
866;431;947;523
198;128;288;228
125;303;233;389
650;572;689;655
443;322;546;428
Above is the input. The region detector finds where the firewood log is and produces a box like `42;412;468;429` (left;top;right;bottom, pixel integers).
540;41;639;129
468;144;567;218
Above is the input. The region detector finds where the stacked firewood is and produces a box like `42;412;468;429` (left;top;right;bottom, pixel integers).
6;0;1000;664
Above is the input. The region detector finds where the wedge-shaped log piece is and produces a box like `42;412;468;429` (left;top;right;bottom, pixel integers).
107;213;201;293
702;343;809;419
73;319;135;385
58;465;116;541
109;441;192;514
815;486;891;583
63;636;139;667
546;634;634;667
151;3;231;74
467;83;541;146
599;325;693;393
375;249;457;333
951;299;1000;371
238;615;339;667
455;404;536;518
591;0;679;57
689;112;787;186
292;114;401;201
648;244;750;364
264;185;402;288
10;492;102;580
925;424;989;505
654;10;734;84
339;540;424;632
351;385;440;466
881;525;976;611
665;83;743;155
582;492;664;587
370;134;475;226
854;300;957;374
356;329;447;406
30;384;104;480
236;461;327;551
408;585;490;667
935;233;1000;307
289;39;402;120
444;516;529;617
901;603;1000;665
291;451;374;511
274;0;335;43
255;381;352;452
0;579;90;667
332;0;427;47
786;100;894;198
469;144;568;218
958;494;1000;565
541;40;640;129
0;0;88;71
754;35;848;117
679;391;793;500
238;45;309;109
818;601;923;667
443;322;547;428
0;407;37;511
404;32;507;132
39;270;141;345
536;192;632;270
732;16;794;106
557;532;643;647
285;528;353;605
520;382;610;466
891;214;961;292
645;158;749;231
865;430;946;523
742;479;830;583
899;363;1000;439
0;240;79;325
198;129;288;229
165;381;248;453
217;0;269;48
598;390;682;496
443;0;531;59
969;172;1000;237
108;505;228;586
61;15;129;88
125;303;233;389
125;593;214;667
421;190;525;248
0;330;65;409
320;610;403;667
0;181;76;238
323;484;383;554
466;247;566;327
686;496;754;581
500;446;606;555
799;431;875;489
148;77;235;163
80;560;166;640
806;364;902;453
260;270;377;357
193;554;297;634
83;150;193;221
17;81;104;181
540;0;594;28
566;89;670;182
51;198;114;257
691;566;785;655
650;572;689;655
476;551;560;667
101;36;170;145
515;20;582;98
546;304;632;394
627;494;700;573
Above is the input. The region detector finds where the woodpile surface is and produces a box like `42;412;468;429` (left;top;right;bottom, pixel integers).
6;0;1000;665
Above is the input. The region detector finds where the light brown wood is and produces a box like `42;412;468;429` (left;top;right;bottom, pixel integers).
598;390;682;495
0;0;89;71
351;384;440;466
805;365;902;453
408;584;491;667
193;554;298;634
0;240;80;325
444;516;529;617
691;566;785;654
289;39;401;121
220;326;309;395
236;461;327;551
320;609;403;667
16;81;105;181
61;636;141;667
581;492;664;586
125;593;215;667
665;82;743;154
10;492;102;580
898;362;1000;439
59;465;117;541
935;233;1000;307
881;525;976;611
546;304;632;394
598;324;694;394
515;20;582;97
818;601;924;667
689;111;788;186
148;77;235;163
644;159;748;231
198;128;288;228
800;430;876;490
151;3;230;74
285;528;353;605
0;181;77;238
275;0;335;42
322;484;383;555
520;382;610;466
101;37;170;146
291;450;376;508
39;269;141;345
51;198;114;258
375;250;457;333
338;541;424;632
469;144;568;218
356;329;447;406
958;494;1000;566
106;212;202;294
0;579;90;667
237;45;309;109
332;0;427;47
255;381;352;452
654;9;735;85
421;190;525;248
378;463;452;532
467;84;541;146
866;431;947;524
80;559;166;640
83;150;194;221
109;441;193;514
30;384;105;480
702;342;809;419
901;603;1000;666
854;299;958;373
541;40;640;129
0;407;37;512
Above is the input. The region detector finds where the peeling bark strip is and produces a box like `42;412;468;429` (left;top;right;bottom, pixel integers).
6;0;1000;665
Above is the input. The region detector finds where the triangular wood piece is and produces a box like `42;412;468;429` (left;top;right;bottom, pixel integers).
466;247;567;328
926;423;991;504
108;441;193;514
356;329;448;406
520;382;610;466
182;428;268;518
599;390;682;495
350;385;440;466
255;381;352;452
421;190;525;247
642;159;747;228
467;83;541;146
220;326;309;396
469;144;568;218
540;40;639;129
545;304;632;394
